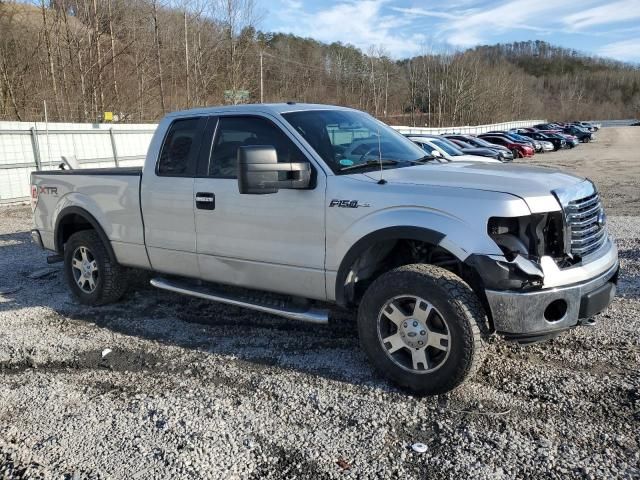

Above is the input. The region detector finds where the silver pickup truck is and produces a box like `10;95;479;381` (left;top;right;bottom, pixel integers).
30;103;618;395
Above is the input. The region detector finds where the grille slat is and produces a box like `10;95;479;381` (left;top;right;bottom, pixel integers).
567;203;601;219
567;194;600;210
570;216;600;228
559;187;607;258
571;227;606;246
571;223;600;237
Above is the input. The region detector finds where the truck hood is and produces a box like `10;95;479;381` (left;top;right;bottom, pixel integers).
362;162;585;213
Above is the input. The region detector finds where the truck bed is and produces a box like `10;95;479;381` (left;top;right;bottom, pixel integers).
31;167;146;268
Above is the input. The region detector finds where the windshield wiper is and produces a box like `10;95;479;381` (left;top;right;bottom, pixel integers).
340;159;400;171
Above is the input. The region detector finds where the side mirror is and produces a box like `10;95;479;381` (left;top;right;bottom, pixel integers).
237;145;311;195
431;150;442;158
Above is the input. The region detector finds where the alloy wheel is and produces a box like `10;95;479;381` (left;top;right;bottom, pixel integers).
377;295;451;373
71;246;99;293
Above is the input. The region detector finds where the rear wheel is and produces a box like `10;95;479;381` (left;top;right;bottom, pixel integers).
511;148;520;158
64;230;128;305
357;264;487;395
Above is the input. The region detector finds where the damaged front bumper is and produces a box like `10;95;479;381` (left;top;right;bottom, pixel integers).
469;239;619;342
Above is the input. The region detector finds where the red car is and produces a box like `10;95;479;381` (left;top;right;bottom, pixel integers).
477;135;535;158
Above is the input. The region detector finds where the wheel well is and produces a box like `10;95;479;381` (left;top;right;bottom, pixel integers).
336;237;492;327
55;208;116;262
57;214;93;250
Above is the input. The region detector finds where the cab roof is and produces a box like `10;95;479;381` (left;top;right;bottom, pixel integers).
164;103;357;118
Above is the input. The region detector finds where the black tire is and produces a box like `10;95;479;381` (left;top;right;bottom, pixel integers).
357;264;487;395
63;230;128;306
511;148;520;159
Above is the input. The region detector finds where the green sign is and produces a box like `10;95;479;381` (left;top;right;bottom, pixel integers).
224;90;250;103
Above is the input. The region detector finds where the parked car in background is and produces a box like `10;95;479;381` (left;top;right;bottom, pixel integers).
539;140;554;152
514;131;566;151
538;130;579;148
487;131;542;152
478;134;535;158
407;136;501;163
534;123;563;131
570;121;599;132
563;125;594;143
444;134;514;161
440;138;506;161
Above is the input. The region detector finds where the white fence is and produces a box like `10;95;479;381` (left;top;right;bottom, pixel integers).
391;119;546;136
0;121;155;203
0;118;545;204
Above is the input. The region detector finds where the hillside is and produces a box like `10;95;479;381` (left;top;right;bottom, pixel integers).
0;1;638;125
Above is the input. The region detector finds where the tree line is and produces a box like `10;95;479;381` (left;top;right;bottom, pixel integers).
1;0;639;125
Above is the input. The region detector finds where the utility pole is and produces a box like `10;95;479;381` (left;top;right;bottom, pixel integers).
260;51;264;103
184;10;190;108
384;71;389;116
43;100;52;168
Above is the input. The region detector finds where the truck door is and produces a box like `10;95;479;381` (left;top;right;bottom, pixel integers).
141;116;207;277
193;114;327;300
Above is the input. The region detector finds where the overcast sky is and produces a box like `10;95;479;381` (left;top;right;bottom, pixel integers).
258;0;640;62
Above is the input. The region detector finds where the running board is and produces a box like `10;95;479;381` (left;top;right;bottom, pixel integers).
150;277;329;324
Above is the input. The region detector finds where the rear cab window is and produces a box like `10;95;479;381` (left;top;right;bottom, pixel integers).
157;117;207;177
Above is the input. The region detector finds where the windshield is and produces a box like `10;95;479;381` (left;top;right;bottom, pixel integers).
281;109;426;173
429;138;463;156
451;139;474;148
473;137;498;148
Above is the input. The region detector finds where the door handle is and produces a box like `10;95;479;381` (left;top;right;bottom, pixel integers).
195;192;215;210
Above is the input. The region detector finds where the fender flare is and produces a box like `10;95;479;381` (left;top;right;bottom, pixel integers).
54;206;117;263
334;226;446;306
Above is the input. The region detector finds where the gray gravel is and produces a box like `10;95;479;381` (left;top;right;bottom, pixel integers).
1;169;640;477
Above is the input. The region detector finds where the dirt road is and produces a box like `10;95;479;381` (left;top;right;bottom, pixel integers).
518;126;640;215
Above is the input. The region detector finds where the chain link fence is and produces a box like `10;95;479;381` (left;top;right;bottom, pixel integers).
0;121;155;203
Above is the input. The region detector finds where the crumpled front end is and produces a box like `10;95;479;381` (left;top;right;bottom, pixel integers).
476;180;619;342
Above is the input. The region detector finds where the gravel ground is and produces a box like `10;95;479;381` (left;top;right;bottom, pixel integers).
1;128;639;479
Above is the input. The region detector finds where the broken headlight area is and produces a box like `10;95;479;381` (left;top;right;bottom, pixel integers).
488;213;566;262
475;213;569;290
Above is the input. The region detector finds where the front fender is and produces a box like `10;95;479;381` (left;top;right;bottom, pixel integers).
328;207;507;304
330;206;502;271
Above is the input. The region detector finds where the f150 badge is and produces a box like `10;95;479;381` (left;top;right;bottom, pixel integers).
329;199;370;208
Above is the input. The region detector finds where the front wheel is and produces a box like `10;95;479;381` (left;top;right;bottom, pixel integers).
64;230;128;305
357;264;487;395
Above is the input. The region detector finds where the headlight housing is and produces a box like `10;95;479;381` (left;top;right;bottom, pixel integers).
488;213;565;261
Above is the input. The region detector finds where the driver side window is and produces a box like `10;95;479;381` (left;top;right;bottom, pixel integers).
209;116;307;178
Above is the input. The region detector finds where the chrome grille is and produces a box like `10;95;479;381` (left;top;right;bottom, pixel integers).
564;192;607;257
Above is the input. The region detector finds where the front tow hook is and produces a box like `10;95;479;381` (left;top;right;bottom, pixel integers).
578;317;597;327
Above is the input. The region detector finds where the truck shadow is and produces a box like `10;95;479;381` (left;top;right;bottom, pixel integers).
0;228;387;390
